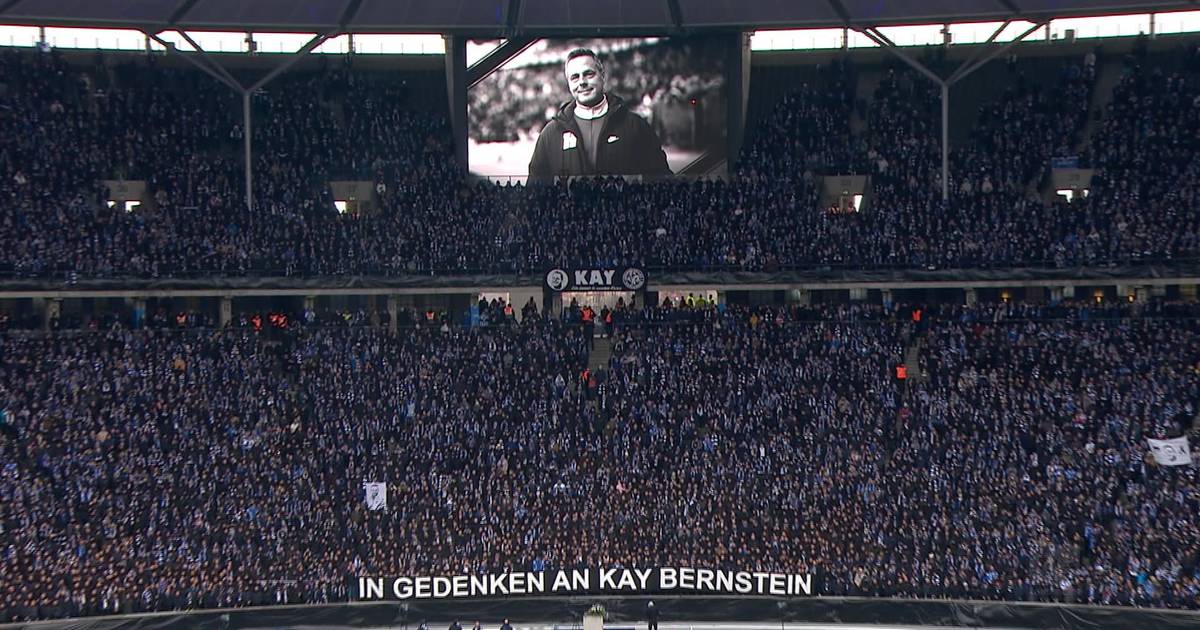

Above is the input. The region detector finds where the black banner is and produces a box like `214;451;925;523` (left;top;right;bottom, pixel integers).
544;268;646;292
353;568;814;601
0;260;1196;293
7;596;1200;630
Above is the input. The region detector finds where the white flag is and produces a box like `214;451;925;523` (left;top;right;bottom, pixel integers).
1147;437;1192;467
363;482;387;510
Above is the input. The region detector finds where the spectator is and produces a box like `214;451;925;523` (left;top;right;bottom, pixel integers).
1;47;1197;279
2;300;1199;620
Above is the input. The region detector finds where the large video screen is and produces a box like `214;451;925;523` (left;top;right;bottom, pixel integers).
468;37;727;181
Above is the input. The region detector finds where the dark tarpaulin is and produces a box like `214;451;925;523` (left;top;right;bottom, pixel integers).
5;597;1200;630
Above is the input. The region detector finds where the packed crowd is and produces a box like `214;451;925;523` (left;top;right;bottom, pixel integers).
2;299;1199;620
738;59;862;182
940;58;1095;267
843;302;1200;606
1080;48;1200;263
1;44;1198;277
0;317;587;618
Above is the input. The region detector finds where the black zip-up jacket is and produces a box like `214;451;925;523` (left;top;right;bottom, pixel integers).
527;94;671;181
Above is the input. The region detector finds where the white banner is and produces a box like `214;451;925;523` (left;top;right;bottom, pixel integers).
364;482;387;510
1147;437;1192;467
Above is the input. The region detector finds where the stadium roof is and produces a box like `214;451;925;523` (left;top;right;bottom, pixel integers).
0;0;1194;34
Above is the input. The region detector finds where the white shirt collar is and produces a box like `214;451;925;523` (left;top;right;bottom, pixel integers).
574;95;609;120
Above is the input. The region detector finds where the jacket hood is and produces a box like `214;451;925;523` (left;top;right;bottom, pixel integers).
553;93;627;123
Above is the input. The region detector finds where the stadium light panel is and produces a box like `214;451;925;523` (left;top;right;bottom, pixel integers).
1156;10;1200;35
351;34;444;55
252;32;319;54
0;25;38;47
44;26;145;50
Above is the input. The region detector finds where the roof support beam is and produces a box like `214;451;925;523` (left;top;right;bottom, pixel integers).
176;30;244;89
941;82;949;203
467;37;536;89
997;0;1023;16
248;31;335;92
338;0;365;27
147;29;335;215
242;31;334;213
166;0;200;25
146;30;251;209
859;27;951;198
825;0;852;25
666;0;684;30
0;0;24;15
945;19;1010;83
506;0;523;33
859;20;1045;202
859;28;945;84
242;91;253;219
145;32;242;93
946;20;1046;85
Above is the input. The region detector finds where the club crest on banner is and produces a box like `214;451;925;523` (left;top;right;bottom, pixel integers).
622;268;646;291
546;269;570;292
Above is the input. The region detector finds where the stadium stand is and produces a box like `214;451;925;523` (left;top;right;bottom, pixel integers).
2;13;1200;624
1;301;1199;620
1;43;1199;277
1078;48;1200;264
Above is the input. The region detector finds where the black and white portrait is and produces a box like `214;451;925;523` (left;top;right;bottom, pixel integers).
469;37;727;180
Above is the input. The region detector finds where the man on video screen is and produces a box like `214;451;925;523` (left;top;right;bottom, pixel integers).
528;48;672;181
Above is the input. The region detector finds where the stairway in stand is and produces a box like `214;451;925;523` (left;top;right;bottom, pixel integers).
589;336;613;373
586;336;613;432
904;338;924;383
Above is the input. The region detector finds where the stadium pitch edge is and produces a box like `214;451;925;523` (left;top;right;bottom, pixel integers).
344;623;1022;630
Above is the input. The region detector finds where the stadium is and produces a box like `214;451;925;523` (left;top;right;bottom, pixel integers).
0;0;1199;629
